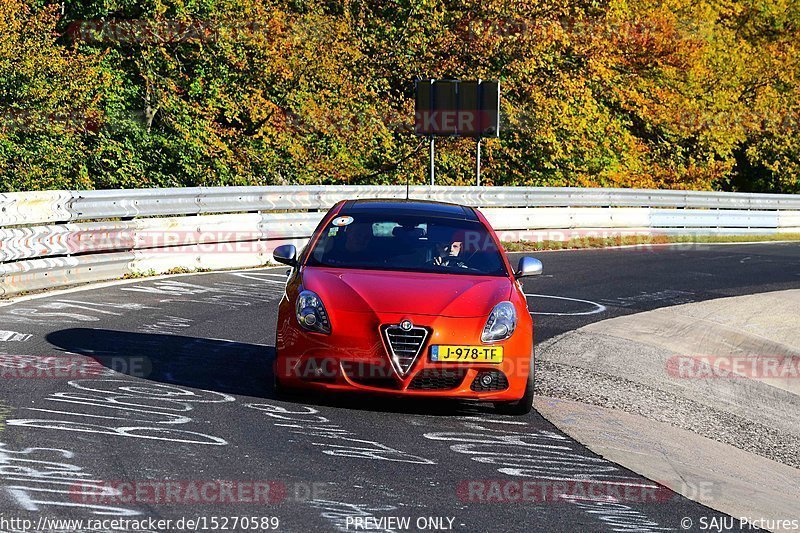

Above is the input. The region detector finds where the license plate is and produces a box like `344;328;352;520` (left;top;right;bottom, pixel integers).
430;345;503;363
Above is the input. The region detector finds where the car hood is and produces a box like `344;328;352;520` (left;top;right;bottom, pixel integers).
301;267;513;318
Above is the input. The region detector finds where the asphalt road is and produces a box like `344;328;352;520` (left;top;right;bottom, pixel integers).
0;242;798;532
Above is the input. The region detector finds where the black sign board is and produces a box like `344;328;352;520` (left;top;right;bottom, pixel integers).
414;79;500;138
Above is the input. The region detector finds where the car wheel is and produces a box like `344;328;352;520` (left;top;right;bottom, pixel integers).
495;351;534;416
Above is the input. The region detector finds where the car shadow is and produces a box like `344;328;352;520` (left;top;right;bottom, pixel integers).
46;328;274;398
46;328;508;417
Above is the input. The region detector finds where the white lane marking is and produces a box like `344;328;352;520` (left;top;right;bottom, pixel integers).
458;416;528;425
228;273;287;284
0;266;288;307
524;294;607;316
0;330;32;342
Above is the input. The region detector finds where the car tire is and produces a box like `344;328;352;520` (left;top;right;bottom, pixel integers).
495;351;535;416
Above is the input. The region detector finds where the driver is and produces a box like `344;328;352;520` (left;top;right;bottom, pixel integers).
432;229;467;267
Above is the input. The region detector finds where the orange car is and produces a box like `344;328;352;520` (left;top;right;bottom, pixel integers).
272;199;542;414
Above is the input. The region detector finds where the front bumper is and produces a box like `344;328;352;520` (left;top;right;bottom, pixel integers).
275;309;532;401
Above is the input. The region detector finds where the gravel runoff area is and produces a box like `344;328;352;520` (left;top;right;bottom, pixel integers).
534;289;800;469
535;357;800;468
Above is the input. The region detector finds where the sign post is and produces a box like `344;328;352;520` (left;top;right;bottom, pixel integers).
476;138;482;186
429;136;435;186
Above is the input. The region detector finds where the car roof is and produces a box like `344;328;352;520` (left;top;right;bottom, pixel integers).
340;199;478;221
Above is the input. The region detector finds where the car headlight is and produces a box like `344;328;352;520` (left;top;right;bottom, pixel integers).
295;290;331;334
481;301;517;343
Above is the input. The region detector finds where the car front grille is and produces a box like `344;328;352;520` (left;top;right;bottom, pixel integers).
408;369;466;390
382;324;429;376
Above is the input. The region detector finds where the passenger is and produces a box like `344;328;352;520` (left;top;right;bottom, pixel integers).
344;223;373;254
323;223;374;266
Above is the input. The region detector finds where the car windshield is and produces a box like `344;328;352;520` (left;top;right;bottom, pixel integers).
307;213;508;276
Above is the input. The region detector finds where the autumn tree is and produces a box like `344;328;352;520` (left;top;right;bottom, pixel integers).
0;0;797;192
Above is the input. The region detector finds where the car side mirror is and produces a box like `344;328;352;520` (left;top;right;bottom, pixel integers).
273;244;297;267
515;256;543;279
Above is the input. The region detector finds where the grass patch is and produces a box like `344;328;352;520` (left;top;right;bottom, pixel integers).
164;266;212;275
122;269;157;279
123;267;213;279
503;233;800;252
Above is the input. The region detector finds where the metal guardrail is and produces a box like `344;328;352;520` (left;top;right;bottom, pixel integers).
1;186;799;296
3;186;800;227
